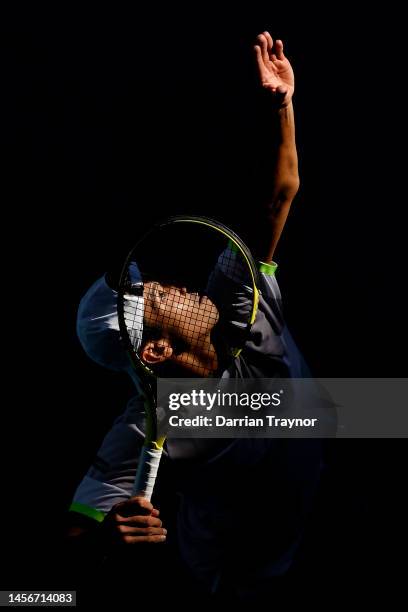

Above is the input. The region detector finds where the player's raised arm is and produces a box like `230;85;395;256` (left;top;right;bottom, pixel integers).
252;31;299;262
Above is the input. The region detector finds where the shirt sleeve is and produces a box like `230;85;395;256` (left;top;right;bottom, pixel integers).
258;262;312;378
206;246;284;347
207;245;308;377
69;395;147;521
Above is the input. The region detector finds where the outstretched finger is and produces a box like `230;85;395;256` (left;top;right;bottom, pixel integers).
264;31;274;54
256;33;269;64
253;45;267;80
275;39;285;60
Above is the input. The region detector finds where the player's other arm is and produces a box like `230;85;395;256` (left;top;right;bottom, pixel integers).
66;411;166;547
252;31;299;262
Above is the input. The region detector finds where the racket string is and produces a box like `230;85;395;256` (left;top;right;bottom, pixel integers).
120;223;257;377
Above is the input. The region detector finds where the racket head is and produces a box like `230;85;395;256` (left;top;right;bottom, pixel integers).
117;216;260;439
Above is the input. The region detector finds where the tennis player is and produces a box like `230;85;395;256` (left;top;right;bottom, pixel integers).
67;32;323;599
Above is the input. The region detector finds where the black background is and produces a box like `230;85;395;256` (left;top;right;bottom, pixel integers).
2;2;407;598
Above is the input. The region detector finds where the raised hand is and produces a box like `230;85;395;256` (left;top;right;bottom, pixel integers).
254;31;294;107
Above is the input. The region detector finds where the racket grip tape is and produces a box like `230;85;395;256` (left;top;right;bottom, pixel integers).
132;443;163;501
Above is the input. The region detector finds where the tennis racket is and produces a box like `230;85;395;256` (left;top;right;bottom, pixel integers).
117;216;261;500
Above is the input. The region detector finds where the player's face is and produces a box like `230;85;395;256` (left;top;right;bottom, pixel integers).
143;281;219;344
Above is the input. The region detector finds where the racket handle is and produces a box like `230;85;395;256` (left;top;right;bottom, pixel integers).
132;444;163;501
